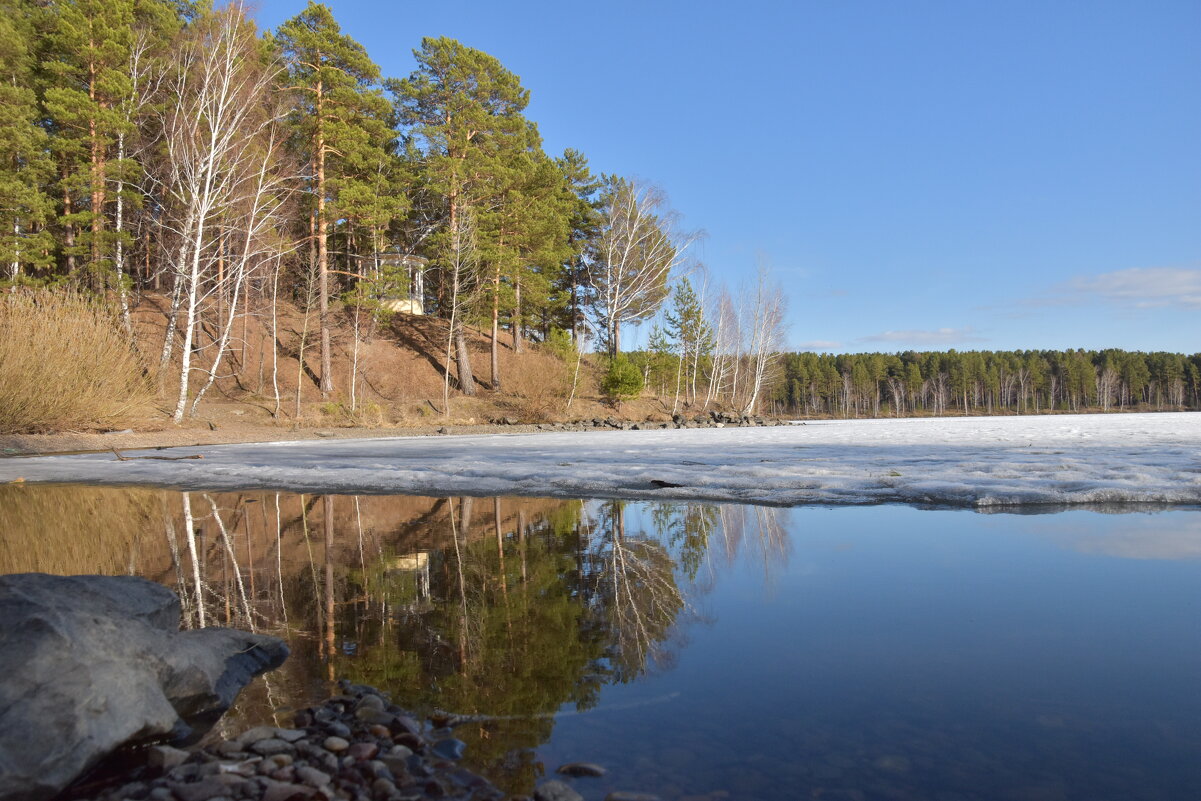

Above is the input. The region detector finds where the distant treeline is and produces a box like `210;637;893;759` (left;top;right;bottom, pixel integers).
771;349;1201;418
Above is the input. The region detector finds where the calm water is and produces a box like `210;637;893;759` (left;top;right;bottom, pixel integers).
1;484;1199;800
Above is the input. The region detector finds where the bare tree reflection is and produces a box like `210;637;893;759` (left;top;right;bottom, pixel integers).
181;491;205;628
577;501;687;682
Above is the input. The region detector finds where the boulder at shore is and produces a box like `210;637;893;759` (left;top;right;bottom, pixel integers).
0;573;288;801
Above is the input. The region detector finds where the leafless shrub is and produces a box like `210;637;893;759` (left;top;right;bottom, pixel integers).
504;351;572;422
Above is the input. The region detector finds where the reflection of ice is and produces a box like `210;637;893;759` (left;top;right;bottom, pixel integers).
1043;514;1201;561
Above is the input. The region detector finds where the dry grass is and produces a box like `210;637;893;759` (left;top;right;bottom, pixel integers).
0;484;164;575
0;288;151;433
503;349;574;422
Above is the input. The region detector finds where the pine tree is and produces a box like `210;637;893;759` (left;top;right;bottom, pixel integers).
108;0;183;331
550;148;601;341
276;1;392;399
41;0;139;283
0;0;54;279
482;144;573;382
664;277;713;404
393;36;539;392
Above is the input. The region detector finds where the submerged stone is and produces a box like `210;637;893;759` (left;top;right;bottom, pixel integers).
534;780;584;801
431;738;466;761
556;762;607;777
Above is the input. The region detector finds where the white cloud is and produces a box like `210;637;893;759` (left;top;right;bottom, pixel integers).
858;327;986;346
1068;267;1201;309
795;340;842;351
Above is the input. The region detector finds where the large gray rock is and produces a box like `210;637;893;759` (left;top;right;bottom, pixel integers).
0;573;288;801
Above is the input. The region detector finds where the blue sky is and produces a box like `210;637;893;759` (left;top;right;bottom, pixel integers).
250;0;1200;354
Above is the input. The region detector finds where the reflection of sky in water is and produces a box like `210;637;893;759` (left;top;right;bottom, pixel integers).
551;504;1201;800
1;486;1198;800
1027;511;1201;560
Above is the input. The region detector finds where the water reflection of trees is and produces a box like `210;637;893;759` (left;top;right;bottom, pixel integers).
581;501;687;682
0;484;791;794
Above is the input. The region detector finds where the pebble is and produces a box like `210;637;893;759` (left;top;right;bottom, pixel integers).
379;755;410;778
86;686;512;801
147;745;189;771
260;779;317;801
356;707;396;726
220;759;259;777
250;738;294;757
269;766;295;782
371;777;397;796
356;694;386;712
347;741;379;761
238;726;279;747
393;732;423;751
172;777;245;801
325;721;352;739
215;740;247;758
556;762;607;777
393;715;422;736
534;780;584;801
430;739;466;761
296;765;332;788
323;736;350;752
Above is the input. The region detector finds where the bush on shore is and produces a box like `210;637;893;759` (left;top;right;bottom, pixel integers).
0;288;150;433
601;355;644;408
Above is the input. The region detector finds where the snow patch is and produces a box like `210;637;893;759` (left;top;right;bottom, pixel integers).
2;413;1199;509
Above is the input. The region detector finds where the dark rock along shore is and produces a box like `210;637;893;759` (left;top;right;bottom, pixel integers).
0;573;288;801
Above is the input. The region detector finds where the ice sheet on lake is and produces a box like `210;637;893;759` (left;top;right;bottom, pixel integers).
2;413;1199;508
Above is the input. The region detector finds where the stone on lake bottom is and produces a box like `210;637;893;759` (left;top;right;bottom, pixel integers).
431;738;466;761
534;780;585;801
556;762;607;777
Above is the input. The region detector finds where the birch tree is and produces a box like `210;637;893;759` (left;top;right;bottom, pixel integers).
739;267;787;414
586;177;696;357
155;4;288;422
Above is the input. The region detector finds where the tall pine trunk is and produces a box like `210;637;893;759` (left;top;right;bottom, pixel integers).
315;76;333;399
456;327;475;396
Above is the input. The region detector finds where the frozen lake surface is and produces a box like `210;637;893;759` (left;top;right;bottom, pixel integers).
2;412;1199;508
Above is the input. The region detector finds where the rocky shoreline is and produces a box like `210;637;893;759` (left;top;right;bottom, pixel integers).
503;410;791;432
80;682;656;801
